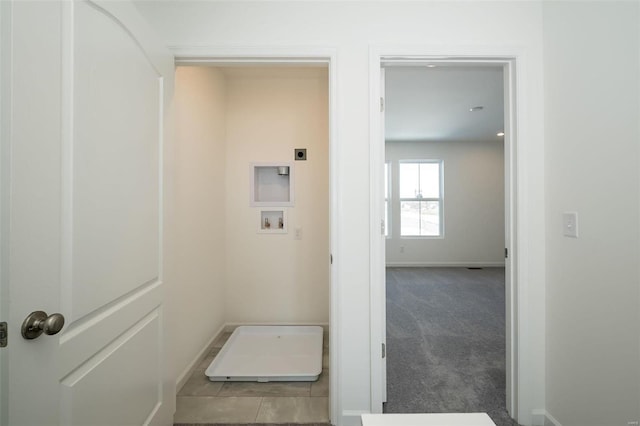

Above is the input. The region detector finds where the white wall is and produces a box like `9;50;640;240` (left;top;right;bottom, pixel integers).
172;66;228;384
385;140;505;266
543;2;640;425
223;67;330;324
135;2;547;425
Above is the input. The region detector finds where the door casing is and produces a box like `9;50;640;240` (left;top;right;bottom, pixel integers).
369;49;519;420
172;47;339;426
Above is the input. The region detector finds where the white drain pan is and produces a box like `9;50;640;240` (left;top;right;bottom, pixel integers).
205;325;323;382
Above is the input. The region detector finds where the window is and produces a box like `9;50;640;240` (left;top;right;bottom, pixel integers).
399;161;443;237
384;162;390;237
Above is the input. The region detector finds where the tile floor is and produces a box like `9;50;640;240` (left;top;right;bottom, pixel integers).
175;330;330;425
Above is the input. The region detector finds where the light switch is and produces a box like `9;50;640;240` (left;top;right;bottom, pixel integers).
563;212;579;238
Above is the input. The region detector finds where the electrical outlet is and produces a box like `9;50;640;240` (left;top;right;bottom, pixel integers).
563;212;579;238
294;227;302;240
400;246;405;253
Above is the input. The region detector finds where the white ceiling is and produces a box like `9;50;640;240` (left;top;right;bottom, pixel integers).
385;65;504;143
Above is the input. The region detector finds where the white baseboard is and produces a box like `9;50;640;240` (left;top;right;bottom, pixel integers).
175;323;226;392
224;321;329;333
531;409;562;426
544;411;562;426
531;410;546;426
342;410;370;426
386;261;505;268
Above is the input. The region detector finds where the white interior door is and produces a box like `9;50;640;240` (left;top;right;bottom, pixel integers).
3;1;174;424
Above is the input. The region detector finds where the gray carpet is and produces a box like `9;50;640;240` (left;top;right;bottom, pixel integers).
384;267;520;426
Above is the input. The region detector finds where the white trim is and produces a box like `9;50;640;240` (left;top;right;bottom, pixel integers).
545;412;562;426
171;45;339;65
386;262;506;268
176;323;226;391
0;2;11;425
369;47;386;414
171;46;339;426
531;409;562;426
342;410;372;426
224;321;330;331
369;45;522;422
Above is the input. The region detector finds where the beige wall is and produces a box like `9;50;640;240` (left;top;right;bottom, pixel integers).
172;66;228;384
224;67;330;325
543;2;640;425
385;140;505;266
171;66;330;385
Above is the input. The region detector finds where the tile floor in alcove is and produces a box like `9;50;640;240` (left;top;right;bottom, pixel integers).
174;330;330;424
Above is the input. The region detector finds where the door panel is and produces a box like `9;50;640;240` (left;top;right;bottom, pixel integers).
72;0;161;320
6;1;174;424
61;310;161;426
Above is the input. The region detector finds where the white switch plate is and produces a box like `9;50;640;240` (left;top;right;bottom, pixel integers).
563;212;579;238
294;227;302;240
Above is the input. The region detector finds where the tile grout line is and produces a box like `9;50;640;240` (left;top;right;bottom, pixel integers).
254;396;264;422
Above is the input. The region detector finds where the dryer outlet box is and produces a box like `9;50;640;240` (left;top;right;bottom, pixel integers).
294;148;307;161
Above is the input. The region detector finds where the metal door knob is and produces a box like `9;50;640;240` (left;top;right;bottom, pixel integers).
21;311;65;340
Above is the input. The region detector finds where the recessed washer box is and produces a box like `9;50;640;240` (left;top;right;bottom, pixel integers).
250;162;294;207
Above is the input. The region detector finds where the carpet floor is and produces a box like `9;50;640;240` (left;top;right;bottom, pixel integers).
383;267;520;426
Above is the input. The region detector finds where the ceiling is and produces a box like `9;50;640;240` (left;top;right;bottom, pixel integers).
385;65;504;143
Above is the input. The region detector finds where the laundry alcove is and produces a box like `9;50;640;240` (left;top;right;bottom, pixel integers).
173;64;330;389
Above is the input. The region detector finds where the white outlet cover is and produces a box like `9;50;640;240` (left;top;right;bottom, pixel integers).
563;212;579;238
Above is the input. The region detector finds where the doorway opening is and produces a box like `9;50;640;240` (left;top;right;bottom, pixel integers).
171;53;338;425
370;56;518;424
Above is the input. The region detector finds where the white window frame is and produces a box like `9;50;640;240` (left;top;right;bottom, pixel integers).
398;159;444;238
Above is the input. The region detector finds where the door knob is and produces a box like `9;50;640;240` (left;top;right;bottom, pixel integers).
21;311;65;340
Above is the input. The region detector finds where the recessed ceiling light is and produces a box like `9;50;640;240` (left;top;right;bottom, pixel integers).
426;64;436;68
469;106;484;112
497;132;505;137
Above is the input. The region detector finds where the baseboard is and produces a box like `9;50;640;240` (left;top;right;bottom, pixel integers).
385;261;505;268
342;410;370;426
544;411;562;426
175;323;226;392
224;321;330;333
531;409;562;426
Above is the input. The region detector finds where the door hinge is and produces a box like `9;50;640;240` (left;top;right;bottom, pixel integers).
380;97;384;113
381;220;385;236
330;254;333;265
382;342;386;359
505;248;508;259
0;322;7;348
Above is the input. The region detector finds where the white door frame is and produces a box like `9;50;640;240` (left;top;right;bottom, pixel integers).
369;46;520;419
0;1;9;424
170;46;339;426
